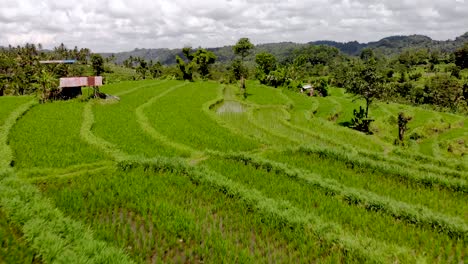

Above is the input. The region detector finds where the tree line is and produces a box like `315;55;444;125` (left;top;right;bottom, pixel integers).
0;43;108;98
1;40;467;115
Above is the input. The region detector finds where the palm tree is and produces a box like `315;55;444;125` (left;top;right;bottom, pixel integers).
37;69;57;102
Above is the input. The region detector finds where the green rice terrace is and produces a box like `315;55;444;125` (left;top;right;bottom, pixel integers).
0;79;467;263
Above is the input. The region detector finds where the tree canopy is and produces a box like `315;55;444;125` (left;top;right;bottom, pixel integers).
233;38;254;60
454;43;468;69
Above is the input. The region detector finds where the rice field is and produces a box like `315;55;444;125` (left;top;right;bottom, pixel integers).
0;80;466;263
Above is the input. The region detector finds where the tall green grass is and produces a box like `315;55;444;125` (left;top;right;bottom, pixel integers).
0;210;38;264
245;81;292;106
115;158;420;263
261;149;468;219
38;165;359;263
0;99;37;170
0;171;133;263
209;150;467;238
9;100;106;169
202;157;465;263
0;96;34;125
144;82;261;152
92;80;187;158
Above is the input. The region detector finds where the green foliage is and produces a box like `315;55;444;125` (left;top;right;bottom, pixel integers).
149;61;162;78
135;58;148;79
0;173;134;263
1;79;467;263
0;210;38;264
91;54;105;76
176;48;217;81
209;151;468;239
229;59;247;81
192;49;217;79
423;74;464;110
454;42;468;69
255;52;277;75
343;59;385;118
233;38;254;60
9;100;106;168
350;106;374;133
36;69;58;102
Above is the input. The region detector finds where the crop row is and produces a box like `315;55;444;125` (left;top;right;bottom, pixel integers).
0;99;37;170
142;82;261;152
246;104;465;184
207;150;467;239
0;99;132;263
116;157;420;263
39;165;353;262
93;80;188;159
261;149;467;219
202;156;466;262
10;101;106;169
135;82;196;156
279;88;466;172
296;146;467;193
0;171;133;263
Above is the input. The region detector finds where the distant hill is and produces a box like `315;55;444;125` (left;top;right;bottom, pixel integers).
101;32;468;64
101;42;306;65
309;32;468;56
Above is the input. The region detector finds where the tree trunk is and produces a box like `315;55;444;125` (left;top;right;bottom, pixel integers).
365;98;370;118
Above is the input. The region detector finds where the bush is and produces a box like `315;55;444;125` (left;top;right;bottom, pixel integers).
350;106;374;134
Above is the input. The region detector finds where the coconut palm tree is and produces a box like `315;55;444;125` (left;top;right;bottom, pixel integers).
37;69;58;102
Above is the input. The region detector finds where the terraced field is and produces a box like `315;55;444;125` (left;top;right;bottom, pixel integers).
0;80;466;263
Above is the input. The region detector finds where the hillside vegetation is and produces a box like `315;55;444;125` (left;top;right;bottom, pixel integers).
101;32;468;64
0;80;466;263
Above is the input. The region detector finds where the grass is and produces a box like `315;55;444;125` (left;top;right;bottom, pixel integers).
0;96;34;125
0;210;39;264
92;80;187;158
1;79;466;263
36;165;359;263
9;100;106;169
202;157;465;263
143;82;261;152
245;81;292;106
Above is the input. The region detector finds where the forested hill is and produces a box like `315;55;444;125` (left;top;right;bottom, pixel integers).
101;32;468;64
101;42;307;65
311;32;468;56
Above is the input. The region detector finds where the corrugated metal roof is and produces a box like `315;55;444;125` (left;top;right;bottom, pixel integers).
39;60;77;64
59;76;102;88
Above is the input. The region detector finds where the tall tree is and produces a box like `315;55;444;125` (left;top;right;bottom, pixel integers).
344;58;384;118
176;55;194;81
233;38;254;94
192;49;217;79
36;69;58;102
233;38;254;61
255;52;277;75
149;61;163;78
454;43;468;69
136;59;148;79
91;54;104;76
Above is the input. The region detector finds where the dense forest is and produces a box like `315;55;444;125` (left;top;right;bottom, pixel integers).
1;33;468;118
101;32;468;64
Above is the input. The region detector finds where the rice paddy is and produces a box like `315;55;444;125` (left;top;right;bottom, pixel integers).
0;80;466;263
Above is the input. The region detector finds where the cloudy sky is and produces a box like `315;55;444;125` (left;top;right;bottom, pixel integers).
0;0;467;52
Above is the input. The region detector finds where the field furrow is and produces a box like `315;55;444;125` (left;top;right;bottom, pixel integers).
2;79;466;263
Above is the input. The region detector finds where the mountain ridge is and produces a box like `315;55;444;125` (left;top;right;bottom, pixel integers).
101;32;468;64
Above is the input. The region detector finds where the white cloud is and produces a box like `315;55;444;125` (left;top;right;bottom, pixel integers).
0;0;466;52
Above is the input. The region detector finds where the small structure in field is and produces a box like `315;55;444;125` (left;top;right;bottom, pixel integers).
301;84;314;96
59;76;103;99
39;60;77;64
